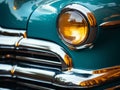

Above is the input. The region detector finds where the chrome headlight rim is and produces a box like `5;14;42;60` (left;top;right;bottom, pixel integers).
57;4;97;50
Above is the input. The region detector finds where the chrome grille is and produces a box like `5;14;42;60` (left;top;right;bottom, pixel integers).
0;27;72;71
15;49;62;70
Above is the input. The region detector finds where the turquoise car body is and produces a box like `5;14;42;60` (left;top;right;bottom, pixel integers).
0;0;120;89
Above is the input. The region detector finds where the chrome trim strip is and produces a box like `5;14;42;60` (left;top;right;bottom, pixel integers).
15;65;56;82
0;36;22;46
0;64;120;88
0;27;26;37
100;20;120;28
0;64;12;77
16;56;61;66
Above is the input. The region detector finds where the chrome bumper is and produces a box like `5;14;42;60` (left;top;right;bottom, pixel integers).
0;27;120;89
1;64;120;89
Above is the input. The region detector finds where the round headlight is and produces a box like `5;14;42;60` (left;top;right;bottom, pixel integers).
58;10;88;46
57;4;97;49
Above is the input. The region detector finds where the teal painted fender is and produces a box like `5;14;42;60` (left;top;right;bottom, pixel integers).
0;0;42;29
27;0;120;70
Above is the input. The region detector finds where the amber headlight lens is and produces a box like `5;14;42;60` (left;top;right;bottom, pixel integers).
58;10;89;47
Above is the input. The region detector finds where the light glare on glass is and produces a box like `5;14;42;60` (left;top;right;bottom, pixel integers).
58;11;88;46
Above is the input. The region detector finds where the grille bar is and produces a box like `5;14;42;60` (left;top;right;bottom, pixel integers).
0;28;72;70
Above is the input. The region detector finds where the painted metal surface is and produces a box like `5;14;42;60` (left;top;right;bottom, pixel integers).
27;0;120;70
0;0;43;29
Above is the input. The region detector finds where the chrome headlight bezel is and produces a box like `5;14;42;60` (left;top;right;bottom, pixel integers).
57;4;97;50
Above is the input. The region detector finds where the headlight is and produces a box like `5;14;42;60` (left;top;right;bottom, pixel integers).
57;4;97;50
58;10;88;46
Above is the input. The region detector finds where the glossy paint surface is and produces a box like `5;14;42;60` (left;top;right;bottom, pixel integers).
72;0;120;25
27;0;120;70
0;0;42;29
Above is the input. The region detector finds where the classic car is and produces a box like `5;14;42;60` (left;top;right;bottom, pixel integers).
0;0;120;90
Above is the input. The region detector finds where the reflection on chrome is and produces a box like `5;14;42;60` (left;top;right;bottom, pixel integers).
18;38;72;70
0;27;26;37
0;28;72;71
0;64;12;77
0;64;120;88
100;20;120;28
0;28;120;89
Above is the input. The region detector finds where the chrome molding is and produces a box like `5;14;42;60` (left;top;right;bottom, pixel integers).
0;64;120;88
100;20;120;28
15;65;56;82
0;36;20;46
16;56;61;66
0;27;26;37
0;64;12;77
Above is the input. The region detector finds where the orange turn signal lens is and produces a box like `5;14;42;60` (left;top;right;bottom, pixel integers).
58;10;89;46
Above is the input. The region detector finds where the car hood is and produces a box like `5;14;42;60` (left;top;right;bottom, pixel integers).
0;0;59;29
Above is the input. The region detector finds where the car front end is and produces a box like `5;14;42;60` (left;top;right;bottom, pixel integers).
0;0;120;89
